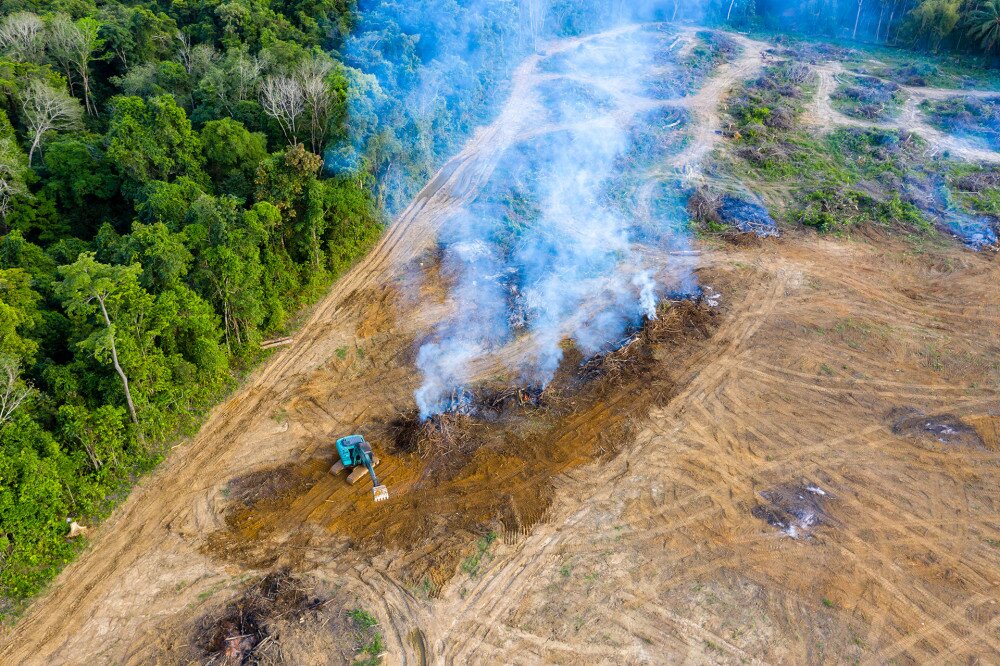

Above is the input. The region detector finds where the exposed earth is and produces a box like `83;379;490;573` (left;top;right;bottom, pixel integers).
3;26;1000;665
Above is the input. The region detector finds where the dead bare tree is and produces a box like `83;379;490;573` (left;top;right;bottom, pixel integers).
297;57;334;154
0;12;44;62
177;31;218;78
0;356;32;427
727;0;739;21
176;31;193;73
232;51;264;102
260;75;305;146
21;79;83;166
46;14;101;115
853;0;865;39
520;0;547;51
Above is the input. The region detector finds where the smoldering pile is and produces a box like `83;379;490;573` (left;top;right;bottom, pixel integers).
381;299;718;484
412;22;703;422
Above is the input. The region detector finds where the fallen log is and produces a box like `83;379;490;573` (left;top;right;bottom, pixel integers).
261;337;294;350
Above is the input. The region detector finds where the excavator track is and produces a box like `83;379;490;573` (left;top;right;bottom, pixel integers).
331;455;381;484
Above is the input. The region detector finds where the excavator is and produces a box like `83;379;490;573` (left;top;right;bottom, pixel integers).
330;435;389;502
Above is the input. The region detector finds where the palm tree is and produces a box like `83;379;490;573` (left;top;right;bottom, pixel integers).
969;0;1000;53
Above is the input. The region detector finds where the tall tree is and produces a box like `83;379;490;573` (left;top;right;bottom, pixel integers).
105;95;205;187
0;356;32;428
20;79;83;166
56;254;143;431
0;12;44;63
968;0;1000;52
46;15;103;116
260;75;305;146
297;57;335;154
0;136;28;230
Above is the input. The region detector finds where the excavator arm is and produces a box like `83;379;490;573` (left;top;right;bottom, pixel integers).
360;448;390;502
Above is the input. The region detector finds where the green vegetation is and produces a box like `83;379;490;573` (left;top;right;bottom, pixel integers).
348;607;383;665
0;0;384;618
721;61;934;234
460;530;497;577
735;0;1000;59
921;96;1000;150
949;164;1000;215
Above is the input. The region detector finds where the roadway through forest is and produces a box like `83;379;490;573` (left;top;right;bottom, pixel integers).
4;26;1000;666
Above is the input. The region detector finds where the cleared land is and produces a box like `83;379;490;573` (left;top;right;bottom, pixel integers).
2;26;1000;665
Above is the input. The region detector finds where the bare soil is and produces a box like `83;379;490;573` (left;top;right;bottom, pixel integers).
3;26;1000;666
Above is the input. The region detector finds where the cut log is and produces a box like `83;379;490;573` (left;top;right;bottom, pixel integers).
261;337;294;350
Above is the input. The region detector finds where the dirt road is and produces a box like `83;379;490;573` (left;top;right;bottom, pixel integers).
807;62;1000;163
3;26;1000;665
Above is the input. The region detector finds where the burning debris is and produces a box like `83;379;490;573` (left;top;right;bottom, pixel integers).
383;300;716;486
413;25;700;420
752;483;831;539
890;407;985;448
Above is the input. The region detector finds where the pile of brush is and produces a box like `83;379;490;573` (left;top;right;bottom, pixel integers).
198;570;317;662
580;300;713;386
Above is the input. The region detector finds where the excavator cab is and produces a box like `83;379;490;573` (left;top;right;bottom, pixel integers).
335;435;369;467
331;435;389;502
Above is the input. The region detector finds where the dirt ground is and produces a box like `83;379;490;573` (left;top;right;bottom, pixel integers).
3;26;1000;666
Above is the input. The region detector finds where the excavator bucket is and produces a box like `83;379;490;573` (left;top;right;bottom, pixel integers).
372;485;390;502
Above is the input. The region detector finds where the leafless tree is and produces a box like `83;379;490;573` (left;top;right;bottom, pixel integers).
260;75;305;145
46;14;101;115
232;51;264;102
0;12;44;62
21;79;83;166
176;32;218;78
853;0;865;39
176;31;193;72
0;138;27;228
520;0;547;51
297;57;334;153
0;356;32;427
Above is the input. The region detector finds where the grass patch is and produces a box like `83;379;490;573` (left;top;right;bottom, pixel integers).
349;608;384;665
460;531;498;577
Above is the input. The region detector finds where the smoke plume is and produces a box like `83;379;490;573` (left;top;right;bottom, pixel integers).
407;13;698;418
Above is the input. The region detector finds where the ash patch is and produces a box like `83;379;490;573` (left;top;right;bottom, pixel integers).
906;174;998;251
752;483;831;539
719;196;779;237
690;189;779;238
890;407;984;447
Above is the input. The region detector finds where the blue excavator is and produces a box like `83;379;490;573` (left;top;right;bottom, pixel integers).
330;435;389;502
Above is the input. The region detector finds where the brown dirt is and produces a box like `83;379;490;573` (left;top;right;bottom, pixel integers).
3;26;1000;666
